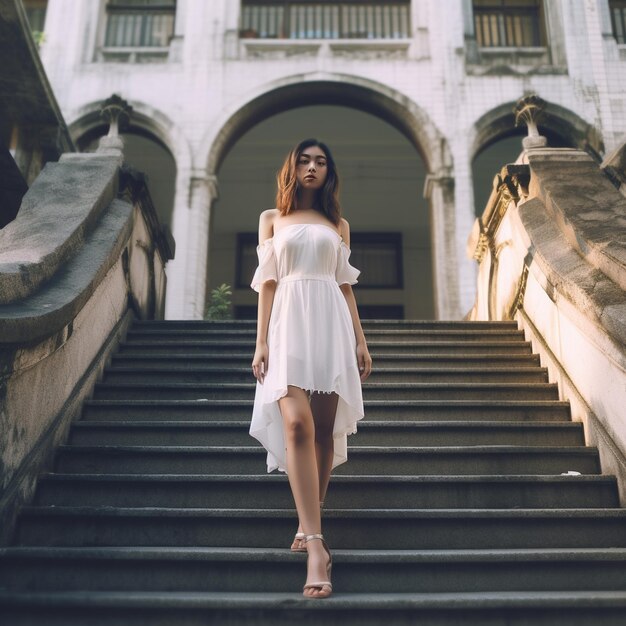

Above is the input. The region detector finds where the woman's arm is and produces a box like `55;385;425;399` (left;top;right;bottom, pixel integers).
252;210;277;384
339;218;372;382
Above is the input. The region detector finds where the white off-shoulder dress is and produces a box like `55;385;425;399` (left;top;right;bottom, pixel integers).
249;222;365;473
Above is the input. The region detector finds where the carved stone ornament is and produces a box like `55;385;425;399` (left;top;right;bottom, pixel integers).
514;94;548;149
101;94;133;138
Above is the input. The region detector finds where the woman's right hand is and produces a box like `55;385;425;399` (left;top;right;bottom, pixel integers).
252;342;269;384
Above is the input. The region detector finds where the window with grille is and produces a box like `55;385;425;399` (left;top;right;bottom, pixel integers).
240;1;411;40
610;0;626;44
104;0;176;48
473;0;545;47
237;231;403;289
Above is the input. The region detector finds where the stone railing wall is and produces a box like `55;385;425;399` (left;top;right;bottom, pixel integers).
467;147;626;503
0;148;174;543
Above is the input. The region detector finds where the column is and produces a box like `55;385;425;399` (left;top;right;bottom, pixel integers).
163;166;192;320
424;169;459;320
183;171;219;319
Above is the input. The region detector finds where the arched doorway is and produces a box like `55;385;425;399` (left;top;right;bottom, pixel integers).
470;101;603;217
211;104;433;320
76;126;177;230
179;75;457;322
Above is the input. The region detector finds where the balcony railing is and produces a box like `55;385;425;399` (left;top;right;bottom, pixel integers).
610;0;626;44
240;2;411;40
104;0;176;48
474;3;542;47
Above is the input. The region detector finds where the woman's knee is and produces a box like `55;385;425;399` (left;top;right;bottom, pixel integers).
283;411;314;444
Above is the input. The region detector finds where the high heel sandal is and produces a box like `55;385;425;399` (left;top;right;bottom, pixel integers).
291;501;324;552
302;533;332;598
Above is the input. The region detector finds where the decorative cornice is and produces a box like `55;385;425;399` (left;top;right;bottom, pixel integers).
472;164;530;262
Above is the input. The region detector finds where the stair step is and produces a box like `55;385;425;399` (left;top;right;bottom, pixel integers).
103;366;549;384
4;590;625;626
133;319;521;331
118;340;534;356
92;382;559;402
34;474;618;509
125;329;527;343
3;547;626;594
112;353;543;369
53;445;600;476
69;421;584;447
6;314;625;623
81;399;572;423
15;508;626;549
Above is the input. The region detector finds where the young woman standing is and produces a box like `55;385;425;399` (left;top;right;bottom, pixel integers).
250;139;372;599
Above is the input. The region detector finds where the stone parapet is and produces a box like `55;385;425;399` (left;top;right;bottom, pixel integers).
0;152;174;544
467;147;626;502
527;149;626;294
0;156;121;306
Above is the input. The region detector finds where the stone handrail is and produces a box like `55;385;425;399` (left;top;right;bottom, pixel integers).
467;146;626;503
0;149;174;544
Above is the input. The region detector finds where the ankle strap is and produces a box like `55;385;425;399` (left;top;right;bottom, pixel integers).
304;533;324;543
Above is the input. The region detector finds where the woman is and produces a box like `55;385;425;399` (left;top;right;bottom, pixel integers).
249;139;372;598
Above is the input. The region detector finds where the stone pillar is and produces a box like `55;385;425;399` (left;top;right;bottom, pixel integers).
182;171;219;319
424;170;460;320
460;0;479;64
168;0;187;61
164;167;192;320
450;139;479;316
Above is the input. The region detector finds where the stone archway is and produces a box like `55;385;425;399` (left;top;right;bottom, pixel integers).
177;73;458;320
469;99;605;162
468;98;605;219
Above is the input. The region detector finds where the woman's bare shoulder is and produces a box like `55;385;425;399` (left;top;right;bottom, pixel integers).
258;209;278;241
260;209;279;226
339;218;351;246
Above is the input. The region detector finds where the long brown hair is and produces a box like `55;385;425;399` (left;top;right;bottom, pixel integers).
275;139;341;226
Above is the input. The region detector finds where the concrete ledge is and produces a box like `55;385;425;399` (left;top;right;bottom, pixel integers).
0;155;120;304
0;197;133;346
527;149;626;294
516;197;626;355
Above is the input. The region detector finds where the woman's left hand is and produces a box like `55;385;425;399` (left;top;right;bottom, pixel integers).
356;341;372;382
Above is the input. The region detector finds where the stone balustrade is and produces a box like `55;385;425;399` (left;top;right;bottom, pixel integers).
467;146;626;502
0;147;174;544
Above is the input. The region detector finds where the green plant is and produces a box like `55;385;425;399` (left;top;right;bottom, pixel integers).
204;283;233;320
32;30;45;48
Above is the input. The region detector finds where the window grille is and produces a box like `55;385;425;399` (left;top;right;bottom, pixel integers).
105;0;176;48
240;1;410;39
473;0;543;47
610;0;626;44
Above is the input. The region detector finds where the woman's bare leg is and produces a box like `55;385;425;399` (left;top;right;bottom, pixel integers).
291;391;339;549
278;386;332;598
311;391;339;503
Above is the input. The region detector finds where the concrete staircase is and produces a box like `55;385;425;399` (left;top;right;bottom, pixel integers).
2;319;626;625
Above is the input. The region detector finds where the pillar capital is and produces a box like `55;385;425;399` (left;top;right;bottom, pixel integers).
188;171;219;205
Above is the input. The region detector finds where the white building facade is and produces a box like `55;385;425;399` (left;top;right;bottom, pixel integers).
33;0;626;320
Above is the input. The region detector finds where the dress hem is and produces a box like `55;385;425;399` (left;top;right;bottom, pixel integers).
249;379;364;474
